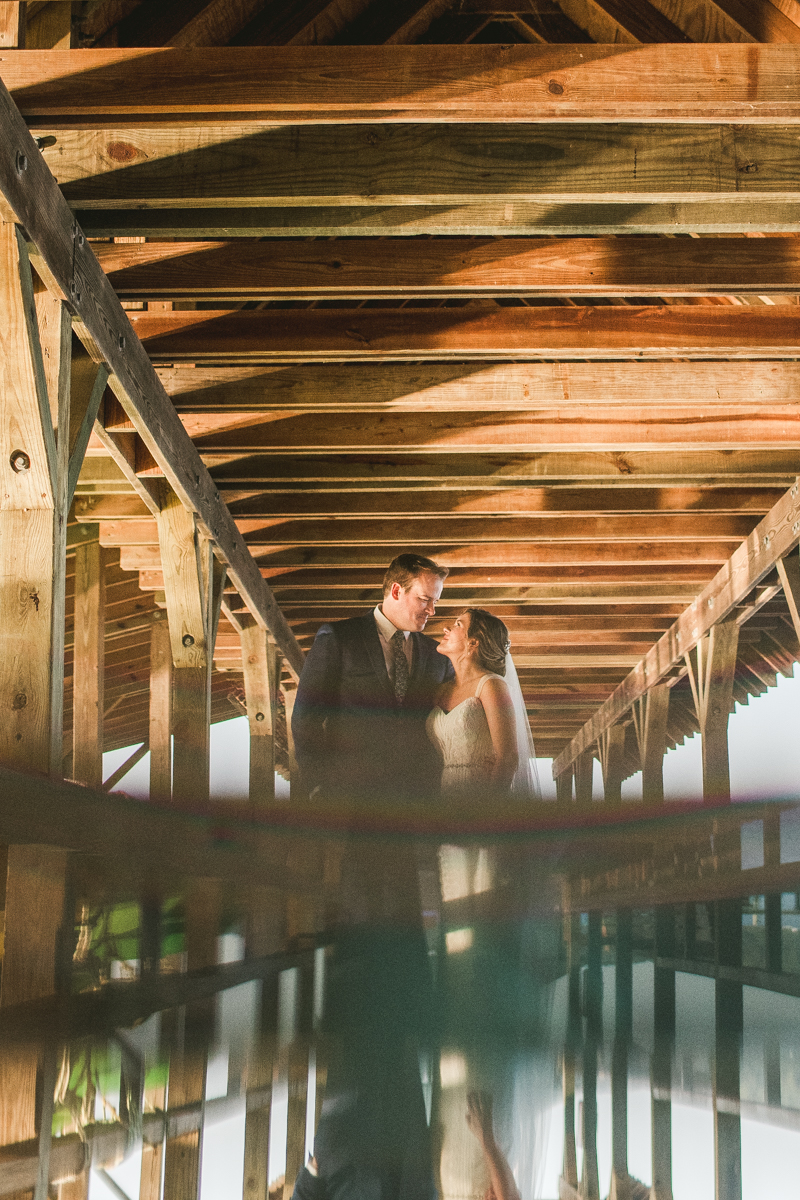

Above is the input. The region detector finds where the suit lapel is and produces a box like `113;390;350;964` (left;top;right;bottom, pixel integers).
363;613;395;701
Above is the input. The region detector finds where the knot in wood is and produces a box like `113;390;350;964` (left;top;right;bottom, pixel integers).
12;692;27;711
548;80;564;96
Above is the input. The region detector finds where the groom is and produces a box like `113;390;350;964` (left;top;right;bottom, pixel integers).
292;553;452;803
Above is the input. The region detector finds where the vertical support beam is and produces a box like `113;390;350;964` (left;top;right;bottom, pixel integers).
244;970;278;1200
599;725;626;806
611;911;632;1196
282;684;299;801
633;684;670;806
652;906;676;1200
561;912;580;1192
575;749;594;808
149;612;172;803
684;621;739;804
555;764;572;806
581;911;602;1200
0;3;25;47
72;541;105;787
241;625;279;806
714;899;743;1200
24;0;71;48
284;961;312;1200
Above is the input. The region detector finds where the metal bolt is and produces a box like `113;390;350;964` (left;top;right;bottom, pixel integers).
118;334;126;351
255;711;265;722
793;521;800;536
708;597;714;608
15;150;27;175
182;633;195;647
10;450;30;474
763;533;772;549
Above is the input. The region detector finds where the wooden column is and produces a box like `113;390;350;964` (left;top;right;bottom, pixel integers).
714;899;743;1200
684;622;739;804
0;3;24;47
555;764;573;806
610;911;632;1199
581;911;602;1200
561;913;580;1193
72;541;105;787
241;624;279;805
282;684;299;800
149;613;172;803
575;749;594;809
283;961;312;1200
652;906;676;1200
599;725;626;806
632;684;670;806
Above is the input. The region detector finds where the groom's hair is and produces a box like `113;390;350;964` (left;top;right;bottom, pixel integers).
382;553;449;595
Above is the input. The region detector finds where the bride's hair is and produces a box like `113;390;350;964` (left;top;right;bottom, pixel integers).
464;608;510;676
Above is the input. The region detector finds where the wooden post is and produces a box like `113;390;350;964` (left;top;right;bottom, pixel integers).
241;625;279;805
561;913;580;1193
555;764;572;806
652;906;676;1200
599;725;626;806
282;684;299;801
632;684;670;806
72;541;105;787
714;899;743;1200
684;621;739;804
0;3;25;48
284;961;312;1200
611;911;632;1198
149;613;172;802
575;749;594;809
581;911;602;1200
244;971;279;1200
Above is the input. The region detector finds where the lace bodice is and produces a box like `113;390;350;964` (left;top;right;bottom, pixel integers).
426;675;498;798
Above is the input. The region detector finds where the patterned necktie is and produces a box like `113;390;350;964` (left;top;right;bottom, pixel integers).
391;629;410;703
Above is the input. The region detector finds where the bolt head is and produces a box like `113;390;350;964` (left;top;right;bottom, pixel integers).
255;711;265;722
10;450;30;474
182;633;195;647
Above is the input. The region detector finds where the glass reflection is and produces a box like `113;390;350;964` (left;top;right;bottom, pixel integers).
3;803;800;1198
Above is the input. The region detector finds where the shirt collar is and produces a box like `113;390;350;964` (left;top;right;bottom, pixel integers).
374;604;410;641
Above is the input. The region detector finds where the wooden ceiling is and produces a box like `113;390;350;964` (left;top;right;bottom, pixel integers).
6;0;800;775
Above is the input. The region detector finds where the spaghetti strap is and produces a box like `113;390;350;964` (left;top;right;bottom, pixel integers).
474;673;497;699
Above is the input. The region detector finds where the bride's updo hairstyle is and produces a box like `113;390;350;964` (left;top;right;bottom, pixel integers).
464;608;511;677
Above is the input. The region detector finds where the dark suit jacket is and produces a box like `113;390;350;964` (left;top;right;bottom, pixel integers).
292;612;452;802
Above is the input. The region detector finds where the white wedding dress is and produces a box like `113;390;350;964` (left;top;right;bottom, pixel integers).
426;673;498;798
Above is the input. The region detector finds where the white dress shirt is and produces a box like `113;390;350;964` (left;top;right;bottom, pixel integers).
373;605;413;684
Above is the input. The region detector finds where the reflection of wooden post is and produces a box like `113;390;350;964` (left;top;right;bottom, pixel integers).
241;625;279;805
561;913;580;1192
652;907;676;1200
684;622;739;804
575;750;594;809
72;541;105;787
284;959;313;1200
632;685;670;806
149;614;172;802
611;911;632;1195
599;726;626;806
581;911;602;1200
555;765;572;805
714;899;743;1200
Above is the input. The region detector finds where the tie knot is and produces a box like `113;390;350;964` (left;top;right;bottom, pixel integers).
392;630;405;645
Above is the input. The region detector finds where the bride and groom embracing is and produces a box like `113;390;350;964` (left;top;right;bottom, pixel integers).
292;553;539;805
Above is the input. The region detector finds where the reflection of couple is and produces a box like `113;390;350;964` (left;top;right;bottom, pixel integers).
293;553;539;805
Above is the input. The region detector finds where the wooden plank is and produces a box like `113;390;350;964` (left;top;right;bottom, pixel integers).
560;0;690;41
25;2;71;50
7;46;800;122
39;124;800;209
72;540;105;788
75;198;800;238
157;361;800;415
0;3;25;48
129;307;800;363
708;0;800;43
685;620;740;804
553;476;800;778
149;612;172;803
0;75;304;678
241;625;277;807
632;683;669;806
156;492;208;671
95;236;800;300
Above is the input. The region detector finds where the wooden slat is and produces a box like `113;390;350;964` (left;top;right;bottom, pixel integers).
95;236;800;299
7;46;800;122
72;541;105;788
75;199;800;238
157;361;800;415
129;306;800;363
0;74;304;678
553;475;800;776
39;124;800;209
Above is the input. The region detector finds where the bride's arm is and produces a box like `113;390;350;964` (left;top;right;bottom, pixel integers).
479;677;518;792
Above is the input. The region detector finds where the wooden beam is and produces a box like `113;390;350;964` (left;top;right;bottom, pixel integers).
574;748;594;808
0;3;26;48
156;492;208;672
554;475;800;778
632;683;670;806
157;361;800;416
6;46;800;122
598;723;626;805
559;0;689;41
129;307;800;364
241;625;278;806
75;198;800;238
102;740;147;793
684;620;740;804
0;74;304;678
149;612;172;803
40;123;800;210
95;236;800;300
72;540;105;788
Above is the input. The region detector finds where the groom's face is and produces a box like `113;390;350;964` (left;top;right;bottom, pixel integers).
385;571;444;632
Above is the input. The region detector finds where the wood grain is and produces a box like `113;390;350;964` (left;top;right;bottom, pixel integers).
156;492;208;670
72;540;105;788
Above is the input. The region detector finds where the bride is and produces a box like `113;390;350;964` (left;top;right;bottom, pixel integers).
426;608;541;800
